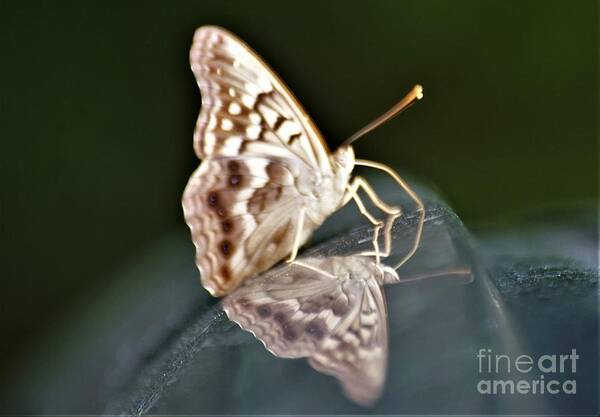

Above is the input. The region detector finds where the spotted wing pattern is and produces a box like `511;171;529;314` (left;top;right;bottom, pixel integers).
184;26;337;296
189;26;332;171
309;275;388;406
183;157;319;296
222;256;393;406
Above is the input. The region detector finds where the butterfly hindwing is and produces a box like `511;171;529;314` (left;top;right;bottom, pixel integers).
183;157;320;296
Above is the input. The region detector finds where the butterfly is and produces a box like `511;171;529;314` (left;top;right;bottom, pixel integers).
222;206;473;406
182;26;424;296
222;255;398;406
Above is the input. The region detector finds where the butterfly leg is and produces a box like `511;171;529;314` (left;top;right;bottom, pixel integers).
345;180;394;263
345;176;402;260
344;176;401;215
379;210;401;260
354;159;425;270
286;207;306;263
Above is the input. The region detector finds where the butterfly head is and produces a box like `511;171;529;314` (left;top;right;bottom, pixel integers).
332;145;355;178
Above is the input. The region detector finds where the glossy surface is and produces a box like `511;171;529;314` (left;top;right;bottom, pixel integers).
3;183;596;414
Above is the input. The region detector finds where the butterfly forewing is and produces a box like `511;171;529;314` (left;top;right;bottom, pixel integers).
189;26;332;170
184;26;346;296
222;256;392;406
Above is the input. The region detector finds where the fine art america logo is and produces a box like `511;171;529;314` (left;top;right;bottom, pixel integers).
477;348;578;395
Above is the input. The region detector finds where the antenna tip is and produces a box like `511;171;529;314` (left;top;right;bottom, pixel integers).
414;84;424;100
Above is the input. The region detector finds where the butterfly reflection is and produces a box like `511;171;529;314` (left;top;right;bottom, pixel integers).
222;255;397;406
222;206;473;406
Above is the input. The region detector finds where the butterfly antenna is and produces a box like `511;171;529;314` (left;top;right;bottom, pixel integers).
343;84;423;146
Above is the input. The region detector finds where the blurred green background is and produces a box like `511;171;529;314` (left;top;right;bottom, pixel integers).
0;1;596;384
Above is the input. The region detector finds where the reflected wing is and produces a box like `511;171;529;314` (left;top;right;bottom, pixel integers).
309;277;388;406
222;259;355;357
223;256;389;406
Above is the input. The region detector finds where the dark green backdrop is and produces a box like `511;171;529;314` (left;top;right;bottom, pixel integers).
1;1;597;382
